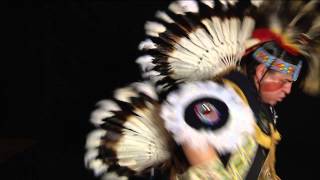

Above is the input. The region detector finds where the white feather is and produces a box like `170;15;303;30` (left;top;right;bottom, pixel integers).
114;87;137;103
90;109;113;126
239;17;255;44
229;0;238;6
222;0;238;6
85;129;106;149
96;100;120;112
155;11;174;23
88;159;108;176
177;0;199;13
90;100;120;126
244;38;260;49
168;2;185;15
201;0;214;8
250;0;264;7
138;39;157;50
142;70;161;79
102;173;128;180
84;149;99;166
136;55;155;73
131;82;158;100
145;21;166;37
85;129;108;175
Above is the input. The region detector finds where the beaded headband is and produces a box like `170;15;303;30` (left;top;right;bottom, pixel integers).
253;47;302;81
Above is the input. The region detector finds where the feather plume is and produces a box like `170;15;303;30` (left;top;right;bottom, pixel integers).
265;0;320;94
85;82;173;179
136;0;259;92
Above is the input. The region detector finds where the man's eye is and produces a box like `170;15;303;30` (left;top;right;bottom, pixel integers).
281;79;293;84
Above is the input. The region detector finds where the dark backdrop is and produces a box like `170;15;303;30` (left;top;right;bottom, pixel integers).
4;1;319;179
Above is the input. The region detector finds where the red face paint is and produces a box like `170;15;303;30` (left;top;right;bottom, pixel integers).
260;81;285;92
259;71;293;92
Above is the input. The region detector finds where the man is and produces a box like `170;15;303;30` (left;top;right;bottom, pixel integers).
84;1;319;180
179;40;304;179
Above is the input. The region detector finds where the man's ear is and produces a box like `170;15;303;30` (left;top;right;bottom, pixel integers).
255;64;268;80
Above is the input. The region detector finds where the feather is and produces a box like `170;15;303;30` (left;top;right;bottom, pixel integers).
138;39;157;50
289;0;318;27
114;87;138;103
85;129;106;149
145;21;167;37
302;47;320;95
102;172;128;180
250;0;264;7
130;82;158;100
307;16;320;39
89;159;109;176
155;11;174;23
200;0;214;9
136;55;155;73
90;101;120;126
168;1;200;15
176;0;199;13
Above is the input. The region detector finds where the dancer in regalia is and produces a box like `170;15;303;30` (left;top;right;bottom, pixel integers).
85;1;320;179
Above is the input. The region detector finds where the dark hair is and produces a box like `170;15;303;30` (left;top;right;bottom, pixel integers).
240;41;307;82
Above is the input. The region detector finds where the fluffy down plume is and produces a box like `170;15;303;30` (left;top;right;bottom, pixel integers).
161;80;256;154
85;82;173;179
136;0;261;91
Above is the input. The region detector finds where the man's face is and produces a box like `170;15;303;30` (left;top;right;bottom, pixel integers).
255;65;294;105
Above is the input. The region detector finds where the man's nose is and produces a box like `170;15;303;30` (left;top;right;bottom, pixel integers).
283;82;292;95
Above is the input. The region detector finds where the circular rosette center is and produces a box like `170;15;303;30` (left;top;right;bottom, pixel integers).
185;98;229;130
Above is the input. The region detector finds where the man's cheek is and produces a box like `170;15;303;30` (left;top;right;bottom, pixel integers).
260;82;283;92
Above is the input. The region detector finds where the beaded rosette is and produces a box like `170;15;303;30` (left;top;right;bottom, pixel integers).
161;81;256;154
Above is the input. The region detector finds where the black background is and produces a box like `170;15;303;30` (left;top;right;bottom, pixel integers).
4;1;319;179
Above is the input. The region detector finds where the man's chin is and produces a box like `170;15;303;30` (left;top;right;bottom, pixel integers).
267;100;278;106
262;98;279;106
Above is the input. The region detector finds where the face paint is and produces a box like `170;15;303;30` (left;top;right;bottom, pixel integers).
260;81;285;92
260;70;293;92
258;71;293;105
